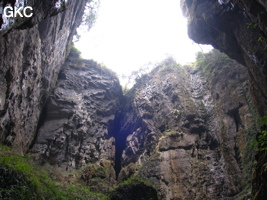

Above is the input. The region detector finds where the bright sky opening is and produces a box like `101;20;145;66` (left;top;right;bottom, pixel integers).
75;0;213;79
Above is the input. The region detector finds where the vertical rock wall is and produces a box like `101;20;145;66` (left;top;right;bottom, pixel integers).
31;49;123;173
181;1;267;198
0;0;87;153
29;49;123;193
117;51;258;200
181;0;267;116
0;1;264;199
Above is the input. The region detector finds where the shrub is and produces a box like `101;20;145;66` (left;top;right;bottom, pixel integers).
0;145;107;199
250;115;267;154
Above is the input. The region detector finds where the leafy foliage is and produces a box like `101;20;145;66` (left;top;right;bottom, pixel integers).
123;57;182;99
152;57;182;74
73;0;100;42
118;177;153;187
70;44;82;57
82;0;100;30
122;83;130;94
250;114;267;154
194;49;232;75
0;145;107;200
81;163;108;185
123;62;157;85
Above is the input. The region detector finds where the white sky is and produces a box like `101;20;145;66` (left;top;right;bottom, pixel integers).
75;0;212;78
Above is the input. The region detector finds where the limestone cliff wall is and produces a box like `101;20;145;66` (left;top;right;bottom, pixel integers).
181;1;267;198
0;1;264;199
117;51;258;200
26;49;258;199
31;49;122;172
181;0;267;116
30;49;123;191
0;0;87;153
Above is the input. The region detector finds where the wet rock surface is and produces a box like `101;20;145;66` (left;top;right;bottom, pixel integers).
0;0;87;153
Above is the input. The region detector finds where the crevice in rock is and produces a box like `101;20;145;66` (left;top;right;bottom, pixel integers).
228;106;243;133
1;68;12;115
109;100;142;179
234;144;241;168
111;112;128;179
28;102;48;151
59;11;67;31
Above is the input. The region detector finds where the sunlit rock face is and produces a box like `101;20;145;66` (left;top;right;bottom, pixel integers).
117;52;258;200
181;0;267;116
31;49;123;173
0;0;87;153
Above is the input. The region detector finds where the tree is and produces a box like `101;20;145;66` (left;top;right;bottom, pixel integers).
82;0;100;31
73;0;100;42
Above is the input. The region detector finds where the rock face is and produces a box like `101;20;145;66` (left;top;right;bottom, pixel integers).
0;1;265;199
181;0;267;116
181;1;267;198
117;51;258;200
31;49;122;173
0;0;71;36
0;0;87;153
22;48;259;199
109;178;159;200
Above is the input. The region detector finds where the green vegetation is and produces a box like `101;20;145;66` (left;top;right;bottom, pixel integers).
66;45;86;69
246;22;267;52
246;22;258;29
83;0;100;31
118;177;153;187
81;163;109;185
123;56;182;92
70;44;82;58
124;62;156;86
66;45;118;80
257;36;267;52
73;0;100;42
122;83;130;95
0;145;107;200
64;186;106;200
98;63;119;80
150;57;182;75
250;115;267;154
194;49;232;76
121;56;184;100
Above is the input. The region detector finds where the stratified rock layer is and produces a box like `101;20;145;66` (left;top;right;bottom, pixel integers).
181;1;267;199
181;0;267;116
0;1;264;199
31;49;122;174
118;52;258;200
0;0;87;153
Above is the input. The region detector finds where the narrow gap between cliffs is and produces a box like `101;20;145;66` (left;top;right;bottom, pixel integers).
109;111;128;179
28;97;48;151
